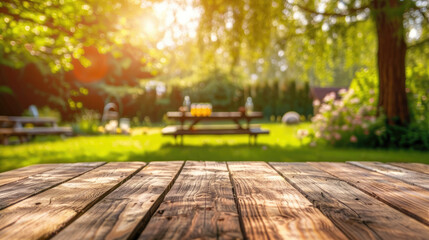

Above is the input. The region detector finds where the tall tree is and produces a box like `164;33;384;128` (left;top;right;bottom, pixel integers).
197;0;429;125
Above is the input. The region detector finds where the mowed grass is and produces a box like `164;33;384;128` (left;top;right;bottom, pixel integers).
1;123;428;172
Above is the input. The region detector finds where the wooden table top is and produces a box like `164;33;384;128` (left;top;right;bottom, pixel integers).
166;111;264;119
0;116;57;124
0;161;428;239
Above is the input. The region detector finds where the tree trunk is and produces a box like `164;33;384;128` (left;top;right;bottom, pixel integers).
373;0;409;125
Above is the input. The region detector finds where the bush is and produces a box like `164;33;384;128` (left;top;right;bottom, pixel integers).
311;88;380;147
309;68;429;150
71;110;101;135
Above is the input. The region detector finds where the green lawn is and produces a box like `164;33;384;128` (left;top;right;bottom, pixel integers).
1;123;428;172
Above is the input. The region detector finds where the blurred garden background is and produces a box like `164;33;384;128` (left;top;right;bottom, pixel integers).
1;0;428;171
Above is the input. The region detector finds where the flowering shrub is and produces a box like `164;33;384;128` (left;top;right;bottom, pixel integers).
310;88;384;147
308;87;429;150
301;68;429;150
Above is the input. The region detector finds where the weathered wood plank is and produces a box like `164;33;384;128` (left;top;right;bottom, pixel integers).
139;161;242;240
312;162;429;225
0;164;63;186
53;161;183;240
271;162;429;240
389;162;429;175
227;161;346;240
0;162;145;240
349;161;429;190
0;162;104;210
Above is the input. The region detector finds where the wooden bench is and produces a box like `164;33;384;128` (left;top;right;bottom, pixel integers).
0;116;72;145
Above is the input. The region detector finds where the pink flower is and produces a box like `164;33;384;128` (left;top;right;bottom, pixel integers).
323;92;336;102
369;98;375;104
341;125;349;131
350;135;358;143
334;132;341;140
313;99;321;106
320;104;332;113
334;100;342;107
338;88;347;95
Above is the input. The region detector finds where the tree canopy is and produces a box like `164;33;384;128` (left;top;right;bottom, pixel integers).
1;0;428;124
0;0;165;73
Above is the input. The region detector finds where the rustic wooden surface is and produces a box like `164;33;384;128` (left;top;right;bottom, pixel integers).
0;162;145;240
349;161;429;190
0;161;428;240
0;163;63;186
271;162;429;240
228;162;347;240
53;161;183;240
0;162;103;210
139;161;242;240
390;162;429;174
312;162;429;225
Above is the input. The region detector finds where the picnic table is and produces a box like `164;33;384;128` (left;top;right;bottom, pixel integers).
0;116;72;145
162;111;269;145
0;161;428;239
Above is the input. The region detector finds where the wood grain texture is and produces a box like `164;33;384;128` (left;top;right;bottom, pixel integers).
139;161;242;240
53;161;183;240
271;162;429;240
389;162;429;175
0;162;145;240
349;161;429;190
0;162;104;210
312;162;429;225
0;164;63;186
227;161;346;240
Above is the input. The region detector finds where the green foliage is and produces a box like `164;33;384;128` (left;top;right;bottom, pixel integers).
0;0;160;72
71;109;100;135
0;85;13;95
406;64;429;128
186;69;241;110
349;68;378;103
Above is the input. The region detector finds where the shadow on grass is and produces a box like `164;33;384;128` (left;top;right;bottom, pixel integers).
132;143;428;163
